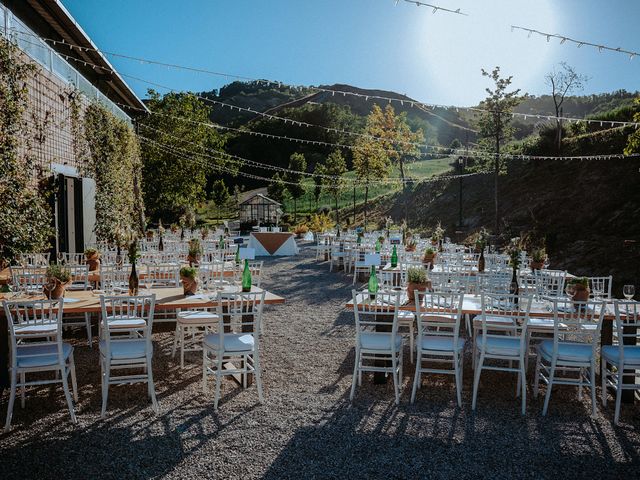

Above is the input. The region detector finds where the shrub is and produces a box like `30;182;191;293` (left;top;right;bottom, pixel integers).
407;267;428;284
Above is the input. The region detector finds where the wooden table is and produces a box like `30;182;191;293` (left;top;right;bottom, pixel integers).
0;286;284;390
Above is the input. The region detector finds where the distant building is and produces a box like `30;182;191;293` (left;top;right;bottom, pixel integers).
1;0;146;253
238;194;282;225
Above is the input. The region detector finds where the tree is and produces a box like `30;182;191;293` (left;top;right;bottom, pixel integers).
322;150;347;225
353;105;392;229
210;179;230;222
284;152;307;222
267;173;287;204
449;138;462;152
625;97;640;155
312;163;324;210
139;89;226;223
477;67;523;232
545;62;588;151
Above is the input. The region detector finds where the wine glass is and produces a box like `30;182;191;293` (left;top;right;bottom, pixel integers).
143;276;153;293
57;252;64;265
623;285;635;300
592;283;603;301
565;283;576;299
543;256;550;270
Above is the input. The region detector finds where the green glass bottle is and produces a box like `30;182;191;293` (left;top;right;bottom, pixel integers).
219;235;225;251
234;245;240;265
242;259;252;292
368;265;378;299
391;245;398;268
375;239;381;253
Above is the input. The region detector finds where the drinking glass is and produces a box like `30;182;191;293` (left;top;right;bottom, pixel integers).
623;285;635;300
543;257;550;270
57;252;64;265
565;284;576;299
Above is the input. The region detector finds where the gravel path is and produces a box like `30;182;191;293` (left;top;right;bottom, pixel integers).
1;243;639;479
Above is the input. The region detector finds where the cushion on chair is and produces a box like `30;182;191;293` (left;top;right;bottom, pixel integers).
15;323;58;335
476;335;522;356
474;315;515;325
420;335;465;352
539;340;593;362
527;317;554;329
204;333;255;352
177;310;220;324
99;339;149;360
602;345;640;366
16;343;73;368
398;311;415;324
105;315;146;329
359;332;402;351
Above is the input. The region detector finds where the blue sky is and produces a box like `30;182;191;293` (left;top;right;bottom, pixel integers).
62;0;640;107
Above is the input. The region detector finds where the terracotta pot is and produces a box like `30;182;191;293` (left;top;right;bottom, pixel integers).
407;281;432;304
572;285;590;302
187;254;200;267
423;253;436;266
530;260;544;271
43;279;69;299
405;245;416;252
181;276;198;296
85;253;100;272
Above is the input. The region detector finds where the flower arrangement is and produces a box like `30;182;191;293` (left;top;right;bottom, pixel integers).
200;226;210;240
475;227;489;252
431;221;445;242
187;238;203;265
530;247;546;270
127;240;140;264
505;237;522;270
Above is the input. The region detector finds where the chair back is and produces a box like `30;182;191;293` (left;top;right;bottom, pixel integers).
58;253;85;266
10;267;48;294
613;300;640;364
477;271;511;294
99;294;156;355
4;299;65;365
100;264;131;292
479;293;531;348
198;262;226;287
415;291;464;345
145;263;180;287
214;290;265;344
588;275;613;299
548;298;605;356
17;252;49;267
534;270;566;298
67;264;90;290
351;289;401;351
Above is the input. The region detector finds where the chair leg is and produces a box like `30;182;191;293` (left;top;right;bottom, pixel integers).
472;353;484;410
60;366;77;423
392;357;400;405
589;363;597;418
202;348;208;393
411;352;421;404
350;348;359;402
533;351;542;398
20;372;25;408
542;361;556;416
409;325;414;364
171;323;180;358
180;327;186;369
214;357;222;410
101;361;110;418
147;356;159;414
520;361;527;416
4;369;17;432
601;359;608;407
578;367;584;401
243;354;248;389
614;364;623;425
254;350;264;404
69;354;79;402
455;355;463;407
85;313;92;347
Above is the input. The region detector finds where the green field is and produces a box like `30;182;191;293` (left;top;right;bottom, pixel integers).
282;156;454;215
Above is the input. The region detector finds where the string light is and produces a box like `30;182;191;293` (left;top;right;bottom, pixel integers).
395;0;467;16
11;27;638;129
512;25;640;60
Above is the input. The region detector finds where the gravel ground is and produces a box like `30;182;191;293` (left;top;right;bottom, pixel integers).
1;242;639;479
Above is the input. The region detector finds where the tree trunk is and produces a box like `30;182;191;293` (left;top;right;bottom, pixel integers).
556;106;563;153
294;198;297;223
494;134;500;233
364;184;369;231
334;193;339;225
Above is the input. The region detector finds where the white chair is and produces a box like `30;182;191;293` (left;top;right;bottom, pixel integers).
64;264;93;346
202;290;266;409
145;263;180;288
316;234;332;261
329;244;347;272
99;294;158;417
3;299;78;432
534;270;566;299
10;267;47;295
172;301;220;368
473;293;531;415
58;253;85;266
601;300;640;424
533;298;605;417
588;275;613;300
411;291;465;406
350;290;403;404
100;264;131;292
17;252;49;267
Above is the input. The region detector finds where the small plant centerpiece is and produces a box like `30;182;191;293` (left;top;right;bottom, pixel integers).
475;228;489;273
505;237;522;297
145;229;154;241
530;247;546;271
568;276;590;302
200;226;210;240
128;240;140;295
43;264;71;299
432;222;445;252
405;238;417;252
406;267;431;304
187;238;203;266
294;224;309;239
423;247;436;268
84;247;101;272
170;223;178;234
179;266;198;296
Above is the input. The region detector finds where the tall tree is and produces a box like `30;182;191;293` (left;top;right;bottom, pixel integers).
322;150;347;225
139;89;226;222
545;62;588;151
210;179;230;223
267;173;287;204
477;67;523;232
625;97;640;155
284;152;307;222
312;163;324;210
353;105;392;229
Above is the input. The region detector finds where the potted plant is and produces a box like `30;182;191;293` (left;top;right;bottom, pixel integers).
180;266;198;296
294;224;309;239
406;267;431;304
405;238;417;252
423;247;436;267
145;230;154;241
530;247;546;271
568;277;590;301
170;223;178;234
201;226;210;240
187;238;203;266
84;247;101;272
43;264;71;299
432;222;445;252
